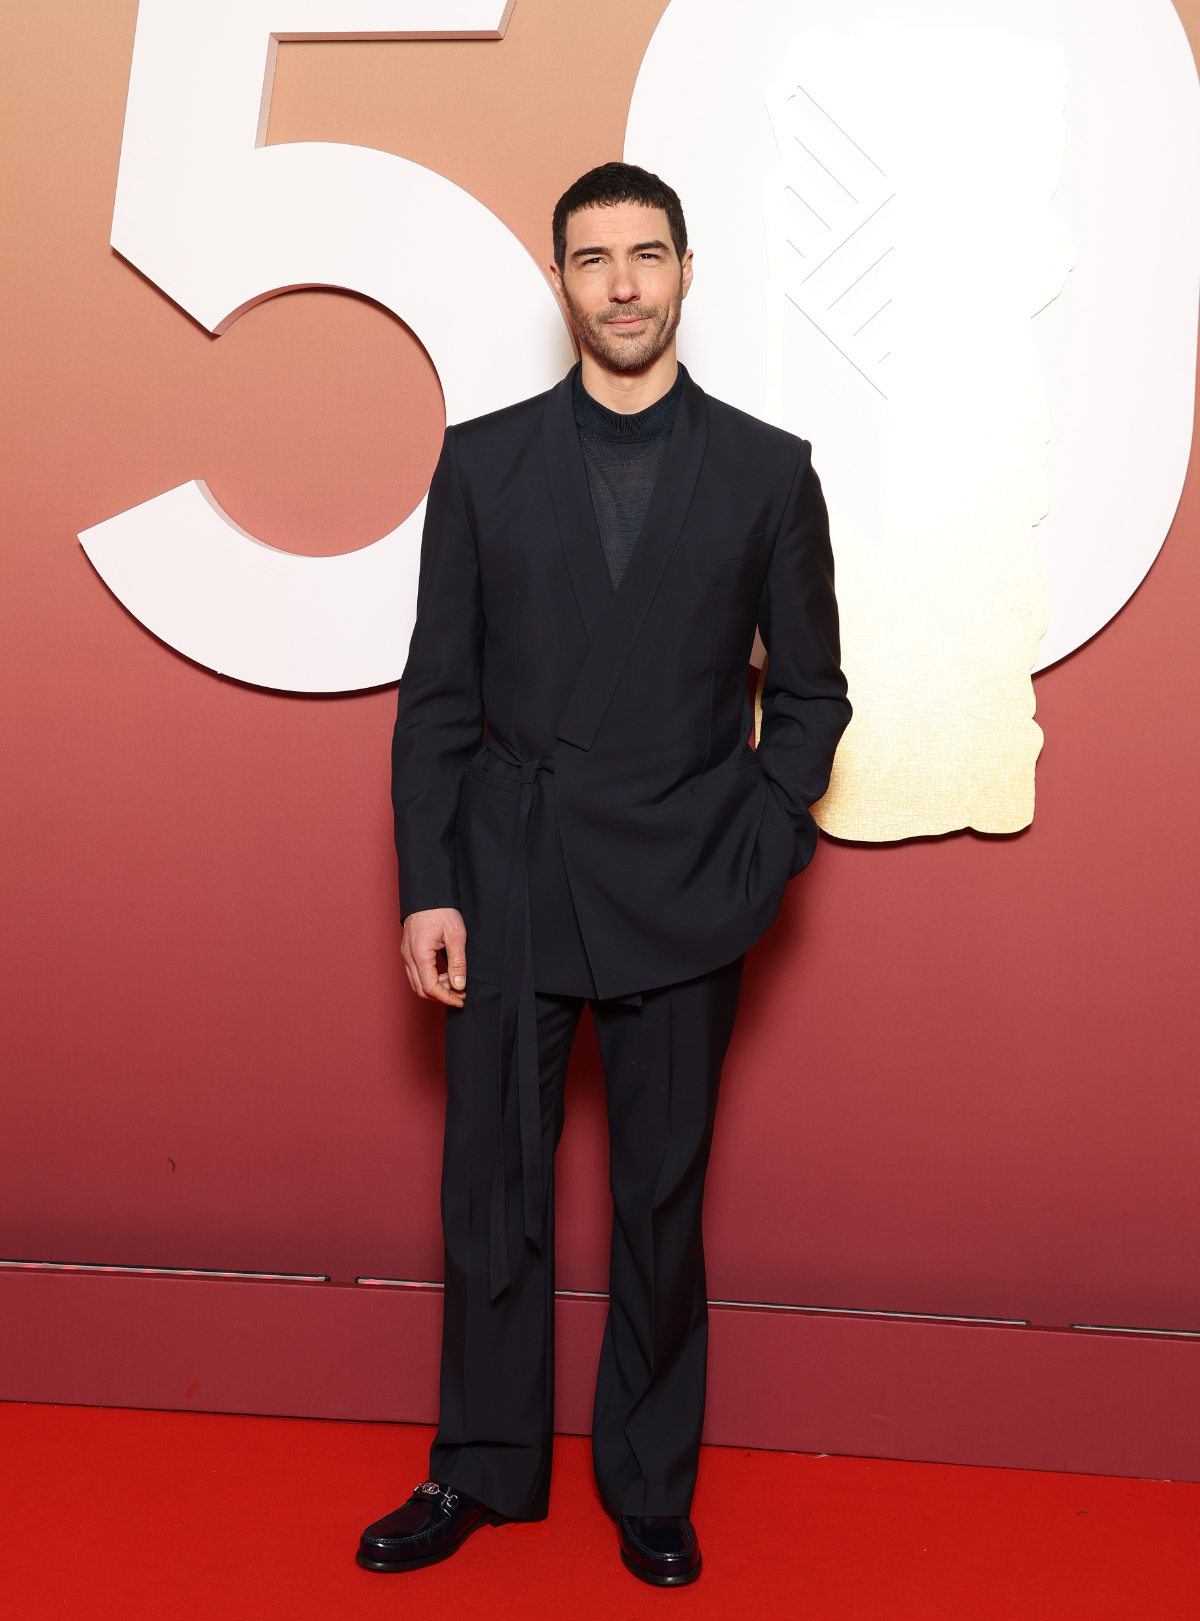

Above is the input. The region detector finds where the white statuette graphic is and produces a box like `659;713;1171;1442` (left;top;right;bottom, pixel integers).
766;26;1070;838
80;0;568;692
627;0;1200;839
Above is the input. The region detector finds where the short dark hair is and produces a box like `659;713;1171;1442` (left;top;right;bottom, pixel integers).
552;162;688;271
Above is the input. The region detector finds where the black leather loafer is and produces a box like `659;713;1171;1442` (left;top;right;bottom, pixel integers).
356;1480;503;1572
617;1514;702;1586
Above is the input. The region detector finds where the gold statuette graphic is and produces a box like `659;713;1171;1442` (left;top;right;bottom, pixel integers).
763;26;1072;839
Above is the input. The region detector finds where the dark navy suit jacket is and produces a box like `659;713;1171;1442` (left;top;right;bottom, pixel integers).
391;364;851;1001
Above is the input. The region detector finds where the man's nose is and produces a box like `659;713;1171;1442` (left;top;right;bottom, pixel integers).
608;266;639;302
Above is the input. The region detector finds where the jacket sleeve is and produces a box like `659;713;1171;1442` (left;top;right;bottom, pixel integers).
390;426;484;920
755;446;852;872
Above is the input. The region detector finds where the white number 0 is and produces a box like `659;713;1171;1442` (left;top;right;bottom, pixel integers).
79;1;566;692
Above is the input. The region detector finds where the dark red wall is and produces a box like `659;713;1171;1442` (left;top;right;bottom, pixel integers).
2;0;1199;1468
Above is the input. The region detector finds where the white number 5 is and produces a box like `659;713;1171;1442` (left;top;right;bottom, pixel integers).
80;1;566;692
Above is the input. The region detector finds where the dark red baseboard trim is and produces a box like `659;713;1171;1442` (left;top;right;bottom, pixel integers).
2;1270;1197;1480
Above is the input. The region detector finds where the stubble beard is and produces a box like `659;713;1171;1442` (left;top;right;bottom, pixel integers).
563;278;684;375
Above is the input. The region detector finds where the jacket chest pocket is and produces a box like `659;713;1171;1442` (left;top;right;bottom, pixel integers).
689;529;767;565
695;550;761;606
688;529;767;595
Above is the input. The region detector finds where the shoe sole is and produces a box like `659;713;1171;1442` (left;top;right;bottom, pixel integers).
356;1510;505;1573
620;1547;703;1587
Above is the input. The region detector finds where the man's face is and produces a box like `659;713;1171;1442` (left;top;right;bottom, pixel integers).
552;202;693;374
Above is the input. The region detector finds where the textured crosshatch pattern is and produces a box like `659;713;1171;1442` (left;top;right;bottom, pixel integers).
1;0;1200;1468
763;27;1068;840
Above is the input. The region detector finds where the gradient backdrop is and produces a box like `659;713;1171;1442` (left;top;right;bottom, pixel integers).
2;0;1199;1478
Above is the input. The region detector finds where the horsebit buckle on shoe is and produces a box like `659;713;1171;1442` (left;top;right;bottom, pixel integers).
416;1481;460;1513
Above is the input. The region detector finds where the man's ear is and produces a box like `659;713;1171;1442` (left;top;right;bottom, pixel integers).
680;247;694;299
548;262;578;350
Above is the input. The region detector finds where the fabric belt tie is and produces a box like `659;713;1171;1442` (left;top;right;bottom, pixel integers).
487;751;553;1301
483;744;645;1301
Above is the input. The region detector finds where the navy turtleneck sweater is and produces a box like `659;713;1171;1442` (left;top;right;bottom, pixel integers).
572;362;686;590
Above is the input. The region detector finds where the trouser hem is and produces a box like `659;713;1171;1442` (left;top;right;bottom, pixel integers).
428;1452;551;1524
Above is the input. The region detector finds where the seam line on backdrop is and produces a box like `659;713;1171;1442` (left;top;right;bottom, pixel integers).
14;1264;1199;1337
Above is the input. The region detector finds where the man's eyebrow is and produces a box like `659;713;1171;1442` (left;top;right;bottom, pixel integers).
568;239;671;261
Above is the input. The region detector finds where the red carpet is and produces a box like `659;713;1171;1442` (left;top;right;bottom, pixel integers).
2;1402;1198;1619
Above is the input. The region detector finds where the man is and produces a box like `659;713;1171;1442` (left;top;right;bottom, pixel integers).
358;162;851;1587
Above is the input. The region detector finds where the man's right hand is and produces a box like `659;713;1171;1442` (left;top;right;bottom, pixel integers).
401;908;468;1008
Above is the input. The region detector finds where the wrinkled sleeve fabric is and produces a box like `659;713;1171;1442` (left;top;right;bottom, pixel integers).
390;426;484;920
755;446;852;873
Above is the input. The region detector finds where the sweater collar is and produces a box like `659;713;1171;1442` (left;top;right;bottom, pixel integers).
572;361;687;443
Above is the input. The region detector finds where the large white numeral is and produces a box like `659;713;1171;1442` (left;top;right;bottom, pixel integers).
80;1;568;692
